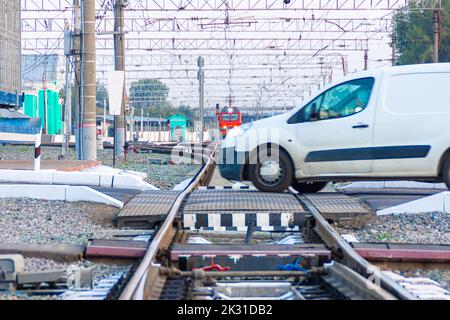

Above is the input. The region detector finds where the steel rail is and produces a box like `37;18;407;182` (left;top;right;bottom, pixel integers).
293;190;417;300
119;144;217;300
121;167;417;300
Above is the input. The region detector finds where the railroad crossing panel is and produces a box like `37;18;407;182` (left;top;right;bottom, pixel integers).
115;190;182;229
181;189;305;231
303;192;374;223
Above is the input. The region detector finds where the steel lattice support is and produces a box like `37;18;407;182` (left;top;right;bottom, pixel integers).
22;16;393;33
22;37;371;51
21;0;426;110
21;0;438;11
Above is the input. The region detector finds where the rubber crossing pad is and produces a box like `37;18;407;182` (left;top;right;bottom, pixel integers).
116;190;182;229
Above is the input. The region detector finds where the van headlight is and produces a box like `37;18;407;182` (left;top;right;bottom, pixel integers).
227;123;253;139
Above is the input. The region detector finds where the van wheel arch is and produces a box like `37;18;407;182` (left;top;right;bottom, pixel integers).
241;143;295;189
243;144;295;180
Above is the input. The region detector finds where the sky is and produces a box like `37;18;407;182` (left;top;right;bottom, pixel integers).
20;0;409;112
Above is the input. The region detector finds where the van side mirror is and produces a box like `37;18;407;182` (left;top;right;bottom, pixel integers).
310;112;320;122
309;102;320;122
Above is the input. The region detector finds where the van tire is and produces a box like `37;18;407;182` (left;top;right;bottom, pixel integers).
248;148;293;193
292;181;328;194
442;157;450;190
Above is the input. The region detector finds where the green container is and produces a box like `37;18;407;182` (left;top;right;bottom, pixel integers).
24;94;38;118
33;89;62;135
23;90;64;135
47;90;61;135
168;114;188;142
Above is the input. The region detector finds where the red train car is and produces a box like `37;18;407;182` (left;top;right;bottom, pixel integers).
218;107;242;137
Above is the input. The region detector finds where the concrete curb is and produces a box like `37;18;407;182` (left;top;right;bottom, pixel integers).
0;184;124;208
0;169;159;191
0;243;85;262
172;177;194;191
343;181;447;190
377;191;450;215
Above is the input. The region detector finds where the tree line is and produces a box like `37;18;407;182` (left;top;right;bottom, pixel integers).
394;0;449;64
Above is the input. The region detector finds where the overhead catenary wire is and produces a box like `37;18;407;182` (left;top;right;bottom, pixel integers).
21;1;412;112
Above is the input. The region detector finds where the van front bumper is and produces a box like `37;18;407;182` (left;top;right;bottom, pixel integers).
218;147;248;181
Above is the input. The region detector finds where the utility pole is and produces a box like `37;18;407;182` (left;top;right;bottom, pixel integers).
433;1;441;63
62;25;72;157
341;56;347;76
319;57;326;88
130;107;135;139
364;50;369;70
103;96;107;138
158;114;161;142
140;108;144;139
80;0;97;160
215;103;220;140
72;0;81;159
391;32;397;66
198;56;205;144
42;73;48;134
114;0;126;156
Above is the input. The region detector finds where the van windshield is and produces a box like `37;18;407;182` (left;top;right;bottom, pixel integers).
288;77;374;124
319;78;374;120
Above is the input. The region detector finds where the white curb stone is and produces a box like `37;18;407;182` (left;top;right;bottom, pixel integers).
0;169;158;191
112;175;159;191
53;171;101;186
0;170;54;184
172;178;193;191
65;186;123;208
377;192;450;215
343;181;447;190
0;185;66;201
0;185;123;208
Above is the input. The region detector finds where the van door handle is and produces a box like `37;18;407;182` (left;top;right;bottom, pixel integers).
352;123;369;129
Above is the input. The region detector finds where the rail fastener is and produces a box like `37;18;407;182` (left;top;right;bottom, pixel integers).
159;267;325;279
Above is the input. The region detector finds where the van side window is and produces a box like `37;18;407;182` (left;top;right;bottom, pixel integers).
319;78;374;120
288;77;374;124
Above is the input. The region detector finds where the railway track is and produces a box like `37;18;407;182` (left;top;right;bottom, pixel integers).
116;148;448;301
117;144;217;300
1;143;447;300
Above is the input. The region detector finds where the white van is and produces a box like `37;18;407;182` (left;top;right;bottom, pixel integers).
219;63;450;192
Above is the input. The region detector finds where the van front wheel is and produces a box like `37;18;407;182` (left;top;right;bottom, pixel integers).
248;148;293;193
442;157;450;190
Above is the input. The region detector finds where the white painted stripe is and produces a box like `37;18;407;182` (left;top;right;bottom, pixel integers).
183;214;197;228
208;213;220;228
281;213;293;227
233;214;246;227
257;213;269;227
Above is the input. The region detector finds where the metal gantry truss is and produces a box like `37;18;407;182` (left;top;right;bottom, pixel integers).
21;0;436;111
22;37;372;51
23;16;393;33
21;0;438;11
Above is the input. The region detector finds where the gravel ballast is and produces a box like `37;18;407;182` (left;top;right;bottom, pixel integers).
0;258;132;300
397;269;450;291
23;257;132;281
0;145;200;190
337;212;450;244
0;199;117;245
